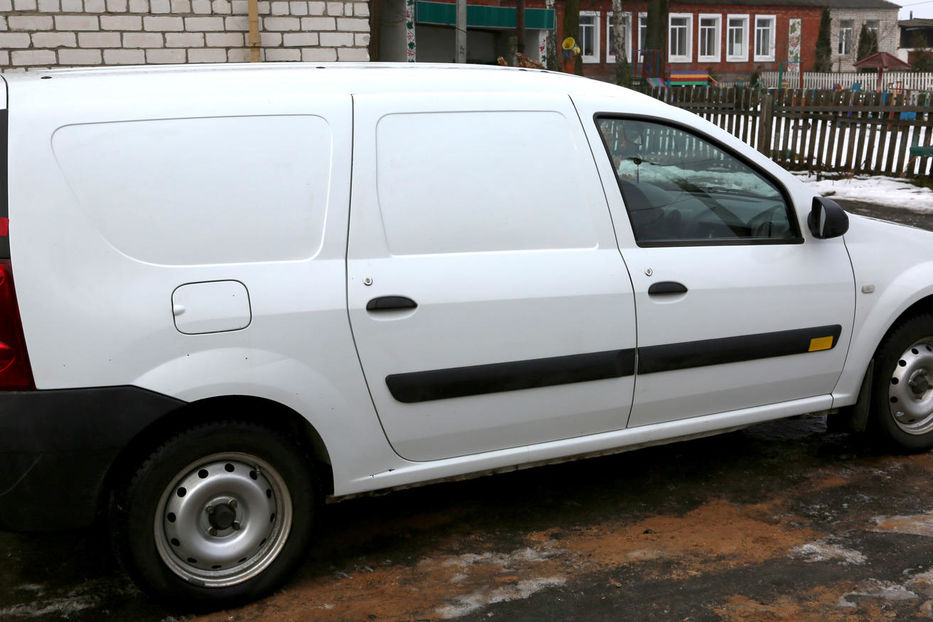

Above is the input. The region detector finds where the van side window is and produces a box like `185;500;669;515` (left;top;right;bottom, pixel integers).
375;111;598;255
595;117;800;246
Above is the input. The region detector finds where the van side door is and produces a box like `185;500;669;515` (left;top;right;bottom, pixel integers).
347;93;637;462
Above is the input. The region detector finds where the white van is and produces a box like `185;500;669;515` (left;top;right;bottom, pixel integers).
2;63;933;606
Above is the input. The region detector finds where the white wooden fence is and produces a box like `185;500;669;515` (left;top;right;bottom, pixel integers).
761;71;933;92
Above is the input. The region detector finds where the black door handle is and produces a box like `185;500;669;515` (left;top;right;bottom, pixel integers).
648;281;688;296
366;296;418;311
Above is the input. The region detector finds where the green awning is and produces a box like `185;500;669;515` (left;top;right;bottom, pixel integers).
416;1;555;30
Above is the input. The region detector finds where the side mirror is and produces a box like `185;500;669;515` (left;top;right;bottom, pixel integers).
808;196;849;239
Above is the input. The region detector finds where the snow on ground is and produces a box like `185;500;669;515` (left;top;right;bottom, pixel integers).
794;173;933;212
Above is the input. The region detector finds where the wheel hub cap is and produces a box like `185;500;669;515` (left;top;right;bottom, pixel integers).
207;501;237;531
908;370;932;396
889;340;933;435
154;452;293;588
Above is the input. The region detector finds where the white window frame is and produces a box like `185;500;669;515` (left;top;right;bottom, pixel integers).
838;19;854;56
726;14;749;62
668;13;693;63
753;15;776;62
607;12;632;63
698;14;721;62
637;12;647;61
579;11;601;64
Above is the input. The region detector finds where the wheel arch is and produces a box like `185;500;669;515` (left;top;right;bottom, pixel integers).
864;293;933;387
835;293;933;432
101;395;334;520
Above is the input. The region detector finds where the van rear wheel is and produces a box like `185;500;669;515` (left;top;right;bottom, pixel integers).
112;421;318;607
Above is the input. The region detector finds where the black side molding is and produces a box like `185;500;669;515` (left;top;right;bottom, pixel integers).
386;349;636;403
638;324;842;374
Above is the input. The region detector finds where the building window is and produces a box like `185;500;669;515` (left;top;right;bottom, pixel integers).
727;15;749;62
754;15;776;61
865;19;879;36
669;13;693;63
698;15;721;62
607;13;632;63
838;19;854;55
579;12;600;64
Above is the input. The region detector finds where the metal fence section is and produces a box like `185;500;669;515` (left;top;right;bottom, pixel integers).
760;71;933;91
646;86;933;178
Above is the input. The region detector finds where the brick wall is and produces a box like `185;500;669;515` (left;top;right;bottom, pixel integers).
0;0;370;71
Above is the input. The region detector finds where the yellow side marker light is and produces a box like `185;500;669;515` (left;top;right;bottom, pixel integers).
808;336;834;352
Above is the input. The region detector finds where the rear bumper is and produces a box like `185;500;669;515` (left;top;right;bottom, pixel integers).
0;386;184;531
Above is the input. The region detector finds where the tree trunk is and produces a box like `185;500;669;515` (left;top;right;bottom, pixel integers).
545;0;558;71
645;0;667;77
516;0;525;59
611;0;631;86
561;0;582;75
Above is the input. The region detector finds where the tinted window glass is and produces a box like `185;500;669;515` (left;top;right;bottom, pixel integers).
596;117;798;245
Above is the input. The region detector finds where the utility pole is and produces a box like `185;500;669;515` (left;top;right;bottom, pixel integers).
456;0;467;62
247;0;261;62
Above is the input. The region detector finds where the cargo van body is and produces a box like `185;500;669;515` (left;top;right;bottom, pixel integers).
2;64;933;605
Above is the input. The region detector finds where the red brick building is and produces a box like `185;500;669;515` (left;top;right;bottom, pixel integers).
560;1;822;82
556;0;899;81
373;0;898;82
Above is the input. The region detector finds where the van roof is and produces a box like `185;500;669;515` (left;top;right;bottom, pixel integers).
1;62;633;100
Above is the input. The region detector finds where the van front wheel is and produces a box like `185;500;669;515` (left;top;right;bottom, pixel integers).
113;422;318;607
872;315;933;452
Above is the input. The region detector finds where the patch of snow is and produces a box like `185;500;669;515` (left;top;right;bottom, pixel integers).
0;595;96;619
838;579;921;608
435;576;567;619
794;173;933;212
907;568;933;599
439;545;558;569
791;540;867;565
872;513;933;537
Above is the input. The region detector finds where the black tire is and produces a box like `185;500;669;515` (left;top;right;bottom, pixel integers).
871;314;933;452
111;421;319;608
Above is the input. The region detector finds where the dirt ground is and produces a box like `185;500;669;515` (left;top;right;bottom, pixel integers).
2;200;933;622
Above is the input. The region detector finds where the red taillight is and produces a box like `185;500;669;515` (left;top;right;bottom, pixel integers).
0;259;35;390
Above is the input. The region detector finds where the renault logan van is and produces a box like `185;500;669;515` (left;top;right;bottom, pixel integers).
2;63;933;606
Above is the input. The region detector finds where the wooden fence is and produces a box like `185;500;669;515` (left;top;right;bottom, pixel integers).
760;71;933;92
646;86;933;178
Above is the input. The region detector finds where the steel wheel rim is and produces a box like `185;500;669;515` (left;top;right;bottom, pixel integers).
153;451;293;588
889;339;933;435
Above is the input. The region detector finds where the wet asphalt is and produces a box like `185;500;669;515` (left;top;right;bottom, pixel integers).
1;199;933;622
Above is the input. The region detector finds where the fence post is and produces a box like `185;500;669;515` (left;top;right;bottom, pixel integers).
758;92;774;155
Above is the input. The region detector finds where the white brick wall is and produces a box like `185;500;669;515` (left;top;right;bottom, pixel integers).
0;0;369;71
829;8;899;72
